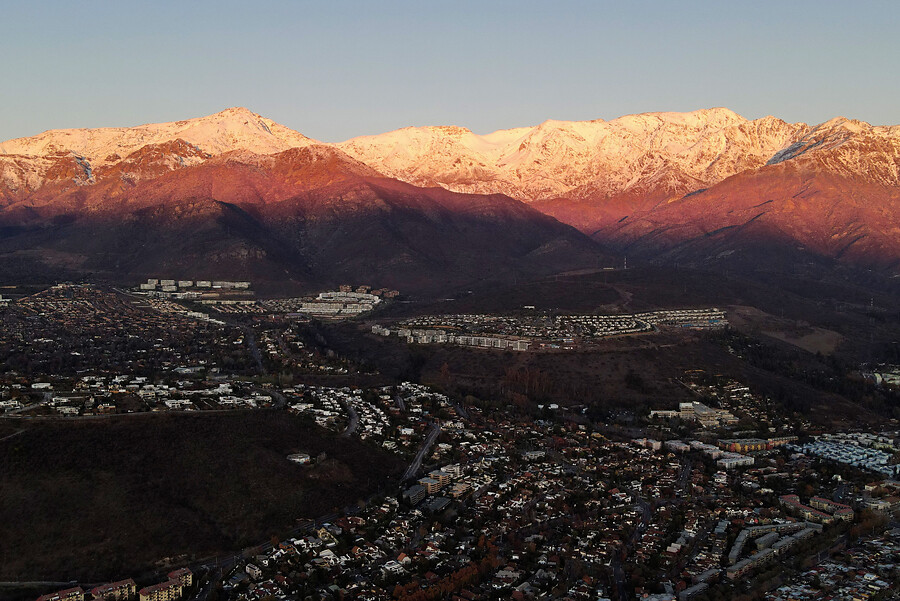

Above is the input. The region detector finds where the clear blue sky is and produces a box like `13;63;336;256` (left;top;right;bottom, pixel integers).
2;0;898;142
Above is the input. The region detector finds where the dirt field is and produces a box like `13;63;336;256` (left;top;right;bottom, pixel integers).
728;305;845;355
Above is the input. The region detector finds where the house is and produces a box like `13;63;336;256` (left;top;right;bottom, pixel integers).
91;579;136;601
403;484;427;505
381;560;405;576
167;568;193;588
287;453;311;464
418;477;441;494
245;563;263;580
138;580;182;601
37;587;85;601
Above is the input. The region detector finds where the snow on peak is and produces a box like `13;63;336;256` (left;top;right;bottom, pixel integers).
0;107;318;167
5;107;897;204
337;108;803;201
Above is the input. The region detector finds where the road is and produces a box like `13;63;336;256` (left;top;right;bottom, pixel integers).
0;429;25;442
341;401;359;437
677;458;693;493
610;555;628;601
3;401;44;416
251;386;287;410
274;331;301;366
3;391;51;416
189;568;220;601
240;325;266;375
607;486;652;600
448;398;469;420
402;423;441;482
668;518;715;579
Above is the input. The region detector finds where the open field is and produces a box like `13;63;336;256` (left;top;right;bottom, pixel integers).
0;411;405;581
728;305;845;355
760;327;844;355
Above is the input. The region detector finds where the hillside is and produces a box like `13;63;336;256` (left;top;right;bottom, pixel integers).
0;144;605;291
3;107;899;284
0;411;406;581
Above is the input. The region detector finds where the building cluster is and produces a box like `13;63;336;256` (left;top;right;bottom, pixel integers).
560;308;727;336
137;279;255;305
338;284;399;298
672;374;806;434
262;287;395;318
90;579;136;601
373;308;727;352
36;570;191;601
789;432;900;477
256;328;352;375
287;384;391;440
718;437;798;453
779;495;854;524
26;374;899;601
139;278;251;293
765;528;899;601
285;382;461;456
403;464;471;506
12;286;899;601
861;363;900;387
635;437;758;470
726;522;820;580
293;291;382;317
371;325;531;351
651;401;739;428
1;374;271;417
862;479;900;512
145;297;225;325
0;284;255;382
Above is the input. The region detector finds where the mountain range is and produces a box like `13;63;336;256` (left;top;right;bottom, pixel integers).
1;107;898;290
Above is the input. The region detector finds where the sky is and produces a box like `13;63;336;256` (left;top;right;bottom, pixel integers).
1;0;898;142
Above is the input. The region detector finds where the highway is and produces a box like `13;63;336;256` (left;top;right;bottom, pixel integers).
402;423;441;482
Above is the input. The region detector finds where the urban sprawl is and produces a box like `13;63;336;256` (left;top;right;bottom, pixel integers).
1;283;898;601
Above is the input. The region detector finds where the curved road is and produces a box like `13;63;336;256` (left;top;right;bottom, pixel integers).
341;401;359;437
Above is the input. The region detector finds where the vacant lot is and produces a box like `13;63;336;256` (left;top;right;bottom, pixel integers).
0;411;404;581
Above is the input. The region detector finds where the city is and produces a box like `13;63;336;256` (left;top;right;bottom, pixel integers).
4;5;900;599
1;281;898;601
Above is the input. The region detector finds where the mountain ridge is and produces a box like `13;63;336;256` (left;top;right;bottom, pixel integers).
0;140;606;292
2;107;899;283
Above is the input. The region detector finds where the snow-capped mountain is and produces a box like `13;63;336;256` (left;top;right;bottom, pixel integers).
0;112;603;290
336;108;807;202
592;116;900;270
5;106;897;206
0;107;317;195
2;106;899;281
335;110;900;273
0;107;315;166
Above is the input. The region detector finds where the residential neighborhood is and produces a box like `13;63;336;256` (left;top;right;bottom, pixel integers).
3;285;898;601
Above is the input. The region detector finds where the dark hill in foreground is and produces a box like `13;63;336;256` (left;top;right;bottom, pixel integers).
0;411;405;581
